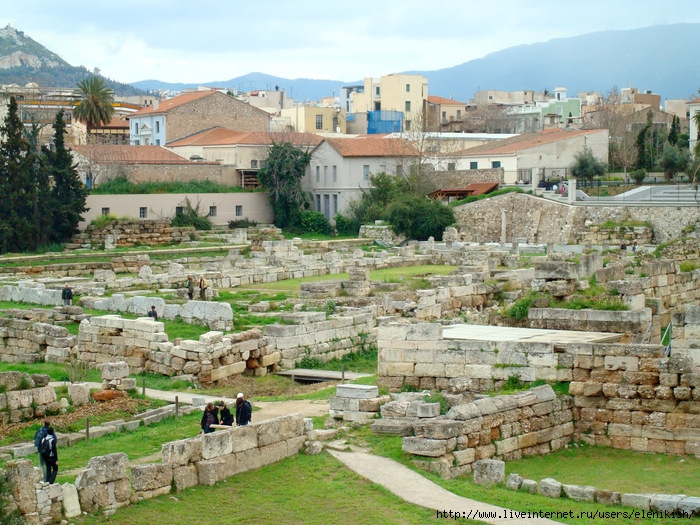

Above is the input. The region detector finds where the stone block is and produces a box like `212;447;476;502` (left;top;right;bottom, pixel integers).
678;497;700;517
329;396;360;411
381;401;410;418
370;419;417;436
69;383;90;407
562;484;597;502
406;401;440;418
621;493;652;510
335;384;379;399
62;483;81;518
172;464;199;492
520;479;538;494
86;453;129;483
195;457;224;486
402;437;447;457
414;420;463;439
201;430;233;459
453;448;476;466
161;437;203;467
230;425;258;453
539;478;562;498
596;489;621;505
473;459;505;486
650;494;686;514
506;473;523;491
131;463;173;491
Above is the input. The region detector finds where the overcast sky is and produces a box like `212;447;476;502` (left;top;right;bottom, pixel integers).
3;1;700;84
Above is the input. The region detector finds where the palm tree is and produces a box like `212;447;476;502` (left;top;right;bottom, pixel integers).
73;77;115;130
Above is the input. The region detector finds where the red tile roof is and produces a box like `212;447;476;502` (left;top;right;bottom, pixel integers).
456;128;604;156
689;98;700;104
428;95;466;106
167;128;324;148
323;136;418;157
72;145;218;165
464;182;499;196
92;115;129;130
130;90;218;116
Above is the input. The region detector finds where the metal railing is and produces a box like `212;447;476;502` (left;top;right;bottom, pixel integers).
661;323;672;357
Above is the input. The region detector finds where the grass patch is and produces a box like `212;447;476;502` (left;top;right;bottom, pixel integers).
505;292;541;320
550;297;629;311
680;260;700;272
297;345;378;375
74;453;439;525
598;220;652;229
90;177;252;195
0;362;102;383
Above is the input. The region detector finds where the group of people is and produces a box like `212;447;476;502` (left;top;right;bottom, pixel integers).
201;393;252;434
33;420;58;484
186;275;209;301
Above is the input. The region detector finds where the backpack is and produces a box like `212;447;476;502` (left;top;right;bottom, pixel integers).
34;427;47;450
40;435;53;458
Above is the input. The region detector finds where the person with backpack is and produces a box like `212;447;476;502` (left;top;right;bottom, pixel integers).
235;393;252;426
40;427;58;484
200;402;219;434
218;402;233;426
34;420;50;478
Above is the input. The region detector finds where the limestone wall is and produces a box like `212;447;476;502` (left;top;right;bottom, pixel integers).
0;315;77;364
4;413;305;523
263;310;375;369
527;308;651;334
391;385;574;479
76;316;276;386
0;372;58;424
452;192;699;244
72;220;195;248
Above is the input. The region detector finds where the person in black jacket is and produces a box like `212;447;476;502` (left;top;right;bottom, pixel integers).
41;427;58;484
61;284;73;306
200;403;219;434
235;393;252;426
218;402;233;426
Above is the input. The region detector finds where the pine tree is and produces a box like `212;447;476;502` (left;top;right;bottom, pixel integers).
25;121;52;250
44;110;88;243
0;96;37;254
668;115;679;146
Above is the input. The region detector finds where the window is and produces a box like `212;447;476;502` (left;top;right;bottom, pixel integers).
447;163;456;171
332;165;337;182
470;161;478;170
405;83;410;93
133;139;140;145
324;166;328;179
139;207;147;218
363;165;370;180
316;114;323;130
316;166;320;182
155;121;160;133
332;194;338;215
209;206;217;217
101;207;110;216
175;206;184;216
457;110;462;118
155;139;160;146
235;205;243;217
323;194;330;219
405;101;411;112
442;111;446;119
134;123;139;134
492;161;501;168
375;86;380;96
379;164;386;173
251;159;258;168
315;194;321;211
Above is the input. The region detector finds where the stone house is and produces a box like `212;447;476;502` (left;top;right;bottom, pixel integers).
448;128;609;185
167;128;323;188
128;89;270;145
350;74;428;131
71;114;130;145
424;95;467;132
305;136;418;219
277;105;346;134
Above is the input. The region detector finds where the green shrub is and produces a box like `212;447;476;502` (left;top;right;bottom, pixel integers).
91;176;246;195
384;195;455;240
680;260;700;272
506;292;539;320
334;213;360;236
630;168;646;185
228;218;258;229
170;197;212;231
299;211;331;235
298;355;324;369
449;187;523;207
90;213;120;229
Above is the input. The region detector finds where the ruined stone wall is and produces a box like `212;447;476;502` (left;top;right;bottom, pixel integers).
73;220;194;248
76;316;276;386
263;310;375;369
377;323;700;456
395;385;573;479
577;225;653;246
127;163;227;185
0;372;58;424
0;310;79;364
527;308;651;334
430;167;504;188
452;192;699;244
4;413;305;523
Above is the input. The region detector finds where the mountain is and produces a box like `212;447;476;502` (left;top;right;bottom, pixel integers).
133;24;700;103
410;24;700;102
0;25;144;96
132;72;348;102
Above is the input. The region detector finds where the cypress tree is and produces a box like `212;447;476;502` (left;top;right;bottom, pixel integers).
44;110;88;243
0;96;36;253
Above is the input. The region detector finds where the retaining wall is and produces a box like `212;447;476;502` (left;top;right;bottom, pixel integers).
0;372;58;424
4;413;305;524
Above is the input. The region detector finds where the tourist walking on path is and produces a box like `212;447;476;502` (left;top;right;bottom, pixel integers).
34;419;50;478
186;275;195;300
61;284;73;306
198;275;208;301
40;427;58;484
200;403;219;434
236;393;252;426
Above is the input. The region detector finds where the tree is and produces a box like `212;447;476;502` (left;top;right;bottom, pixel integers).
256;141;312;229
657;144;690;181
44;110;89;242
384;195;455;241
668;115;680;146
635;110;665;171
73;76;115;131
0;96;37;253
570;146;607;184
694;112;700;159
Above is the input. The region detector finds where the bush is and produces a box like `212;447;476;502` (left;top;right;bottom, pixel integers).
170;197;212;231
299;211;331;235
506;292;540;320
334;213;360;236
91;176;245;195
90;213;120;229
384;195;455;240
630;168;646;185
228;218;258;229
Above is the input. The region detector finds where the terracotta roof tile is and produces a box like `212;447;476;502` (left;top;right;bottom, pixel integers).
72;145;218;165
456;128;604;156
130;90;218;116
324;137;418;157
428;95;466;106
168;128;324;147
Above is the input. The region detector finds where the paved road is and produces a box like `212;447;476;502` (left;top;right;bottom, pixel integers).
328;450;564;525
